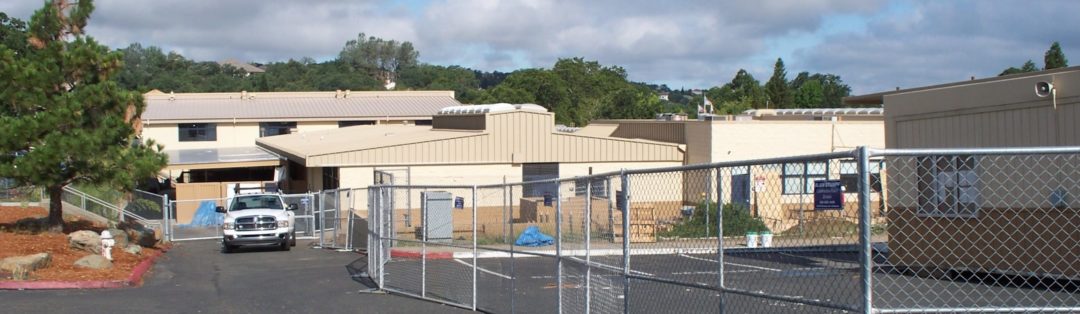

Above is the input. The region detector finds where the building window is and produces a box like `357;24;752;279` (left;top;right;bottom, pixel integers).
840;160;885;193
339;120;375;128
523;163;559;198
414;120;433;126
917;156;979;217
574;177;608;197
178;123;216;142
782;161;828;194
259;122;296;137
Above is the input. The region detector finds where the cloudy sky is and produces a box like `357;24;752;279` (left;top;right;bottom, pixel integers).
2;0;1078;95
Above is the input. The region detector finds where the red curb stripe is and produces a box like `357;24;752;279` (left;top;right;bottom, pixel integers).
0;280;128;290
126;251;163;286
0;245;171;290
390;249;453;260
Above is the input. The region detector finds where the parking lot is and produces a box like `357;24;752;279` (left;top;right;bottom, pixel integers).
380;246;1080;313
0;239;470;314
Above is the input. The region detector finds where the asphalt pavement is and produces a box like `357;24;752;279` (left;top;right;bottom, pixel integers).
0;239;472;314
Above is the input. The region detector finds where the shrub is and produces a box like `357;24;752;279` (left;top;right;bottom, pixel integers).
661;202;769;238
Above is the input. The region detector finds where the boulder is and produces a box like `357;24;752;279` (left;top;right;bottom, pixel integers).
74;254;112;269
0;253;51;280
107;228;130;248
123;244;143;255
68;230;102;254
119;222;157;247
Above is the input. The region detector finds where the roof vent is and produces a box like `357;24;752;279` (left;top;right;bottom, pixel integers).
168;91;175;101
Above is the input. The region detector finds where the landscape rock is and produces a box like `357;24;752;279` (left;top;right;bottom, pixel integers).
0;253;51;280
119;222;158;247
68;230;102;254
123;244;143;255
107;228;129;248
74;254;112;269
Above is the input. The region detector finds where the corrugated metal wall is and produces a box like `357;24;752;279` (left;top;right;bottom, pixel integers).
307;111;683;166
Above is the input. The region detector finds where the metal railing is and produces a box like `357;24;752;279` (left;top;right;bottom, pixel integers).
364;146;1080;313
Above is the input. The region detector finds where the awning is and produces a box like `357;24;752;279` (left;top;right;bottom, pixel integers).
164;147;283;170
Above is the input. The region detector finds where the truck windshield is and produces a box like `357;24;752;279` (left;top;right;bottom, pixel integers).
229;195;284;211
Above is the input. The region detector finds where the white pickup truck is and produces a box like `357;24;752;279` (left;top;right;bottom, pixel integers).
216;193;296;253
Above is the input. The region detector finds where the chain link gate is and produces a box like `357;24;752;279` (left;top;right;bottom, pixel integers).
364;146;1080;313
317;188;356;249
282;193;318;240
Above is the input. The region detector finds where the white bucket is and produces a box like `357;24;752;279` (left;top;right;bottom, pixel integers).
760;231;773;248
746;232;759;248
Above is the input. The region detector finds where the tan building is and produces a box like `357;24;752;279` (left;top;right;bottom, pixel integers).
139;90;460;205
256;104;685;240
846;66;1080;278
578;108;886;233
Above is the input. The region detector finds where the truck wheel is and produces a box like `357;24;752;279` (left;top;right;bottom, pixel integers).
281;236;291;251
290;230;297;247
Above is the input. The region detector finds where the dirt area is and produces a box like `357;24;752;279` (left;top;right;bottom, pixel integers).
0;206;163;281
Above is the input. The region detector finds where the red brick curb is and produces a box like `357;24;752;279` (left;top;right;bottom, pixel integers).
0;245;170;290
389;249;453;260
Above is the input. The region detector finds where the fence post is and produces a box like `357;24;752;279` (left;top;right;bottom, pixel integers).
620;170;631;314
163;193;171;242
422;188;428;298
857;146;873;314
471;185;478;311
555;180;563;314
585;178;592;314
716;168;725;314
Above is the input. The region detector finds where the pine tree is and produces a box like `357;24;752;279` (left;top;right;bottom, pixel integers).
1044;42;1068;70
765;58;793;108
0;0;167;231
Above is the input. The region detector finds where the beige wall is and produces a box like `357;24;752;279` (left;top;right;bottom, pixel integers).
297;121;340;133
885;69;1080;149
709;121;884;163
144;120;409;151
143;122;260;150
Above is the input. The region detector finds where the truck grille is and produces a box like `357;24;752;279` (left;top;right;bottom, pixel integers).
235;216;277;231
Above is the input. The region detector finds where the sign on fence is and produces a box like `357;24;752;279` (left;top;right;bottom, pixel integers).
813;180;844;210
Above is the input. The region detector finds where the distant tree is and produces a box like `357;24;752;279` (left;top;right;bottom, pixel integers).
765;58;793;108
1044;41;1068;70
0;12;28;56
500;69;573;124
793;79;824;108
999;60;1040;76
0;0;167;231
338;32;419;82
811;73;852;107
726;69;766;108
789;71;811;91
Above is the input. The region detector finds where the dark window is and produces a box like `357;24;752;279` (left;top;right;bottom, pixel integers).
339;120;375;128
917;156;978;217
178;123;216;142
782;162;828;194
574;177;608;197
259;122;296;137
322;167;339;190
523;163;559;198
414;120;433;126
840;160;884;193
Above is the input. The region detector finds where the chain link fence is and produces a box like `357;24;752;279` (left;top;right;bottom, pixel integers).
365;147;1080;313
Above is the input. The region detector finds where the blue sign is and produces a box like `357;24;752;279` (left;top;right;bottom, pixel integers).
454;196;465;209
813;180;844;210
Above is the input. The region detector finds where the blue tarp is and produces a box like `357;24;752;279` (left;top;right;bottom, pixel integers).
514;226;554;247
182;200;223;227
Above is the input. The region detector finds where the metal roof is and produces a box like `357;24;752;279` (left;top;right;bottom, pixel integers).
143;90;460;123
741;108;883;116
256;124;484;162
437;103;547;115
164;146;282;170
